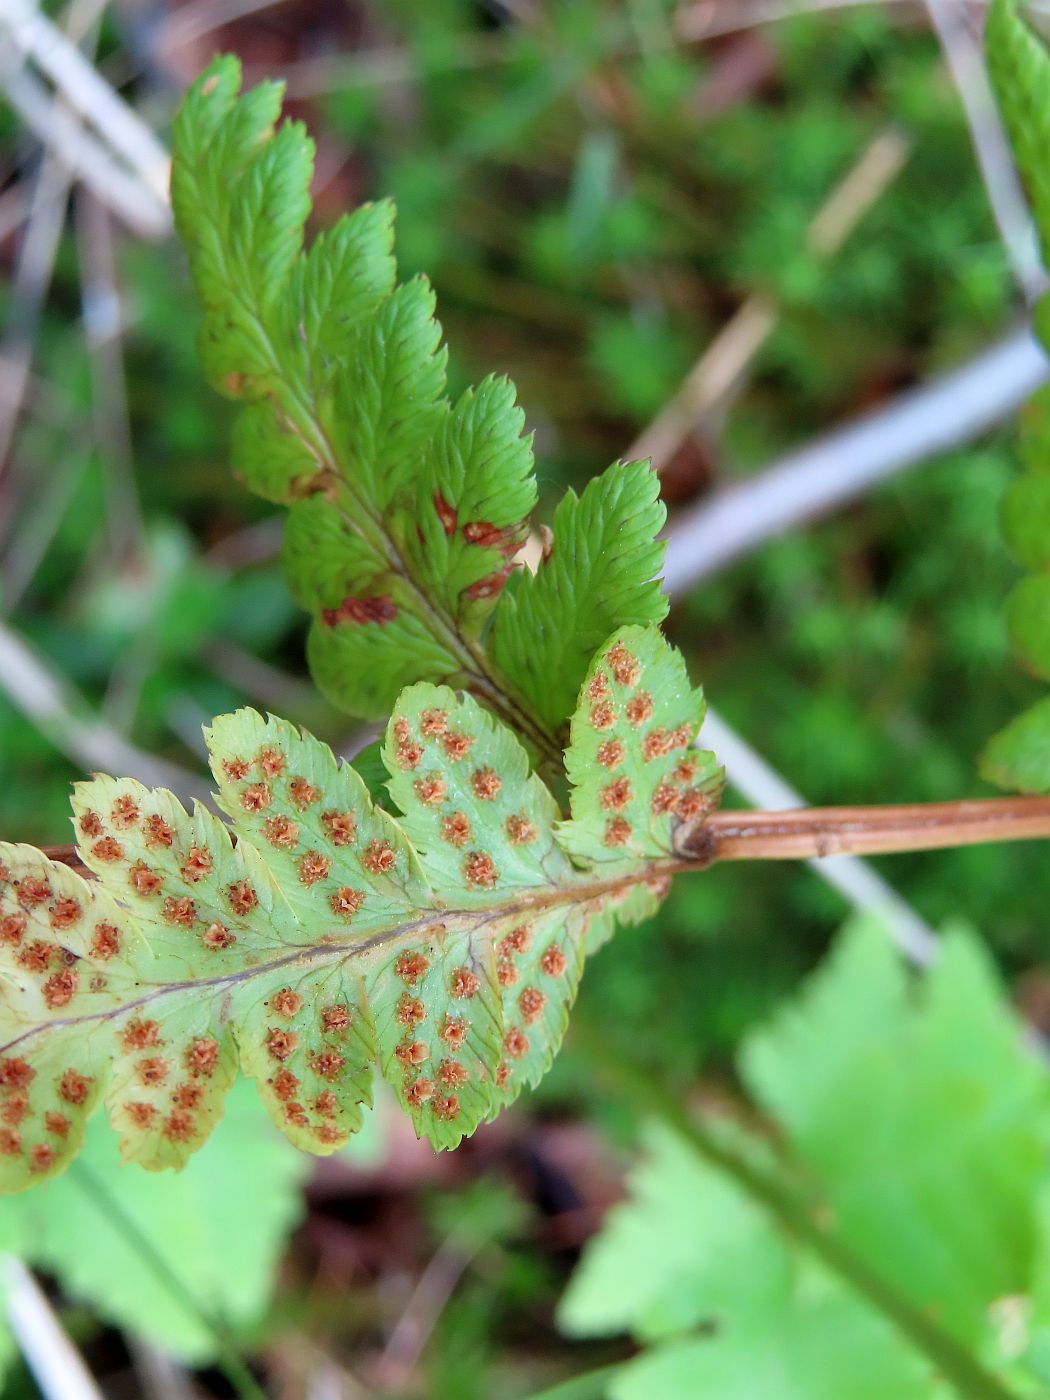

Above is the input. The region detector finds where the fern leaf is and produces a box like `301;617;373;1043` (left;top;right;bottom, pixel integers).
490;462;669;733
560;625;723;868
171;59;669;754
0;637;719;1189
988;0;1050;264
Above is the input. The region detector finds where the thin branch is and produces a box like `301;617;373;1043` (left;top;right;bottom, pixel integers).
926;0;1045;300
697;709;938;964
0;622;210;804
1;1255;104;1400
661;325;1049;590
675;0;955;42
629;128;910;468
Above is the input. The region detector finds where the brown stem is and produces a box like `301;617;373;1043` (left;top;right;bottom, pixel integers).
693;795;1050;862
40;795;1050;878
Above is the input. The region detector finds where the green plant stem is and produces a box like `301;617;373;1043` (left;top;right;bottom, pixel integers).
573;1021;1021;1400
70;1163;268;1400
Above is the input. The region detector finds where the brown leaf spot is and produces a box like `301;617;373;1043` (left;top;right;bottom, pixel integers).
587;672;609;700
497;960;518;987
434;493;458;536
442;731;474;761
18;940;54;973
601;778;632;811
266;1028;299;1062
289;776;321;808
241;783;272;813
182;845;213;882
414;774;447;805
439;1015;468;1049
49;896;81;930
465;567;513;601
172;1084;203;1111
0;912;26;945
30;1144;55;1173
270;987;303;1018
44;1111;69;1138
604;817;632;847
518;986;546;1025
322;1005;351;1033
138;1056;169;1087
258;746;286;778
145;815;175;849
58;1068;90;1103
162;896;196;928
0;1129;20;1156
299;850;332;885
322;594;398;626
499;925;531;957
264;816;300;849
321;810;356;846
432;1094;460;1121
437;1059;468;1087
626;693;654;726
590;703;616;731
607;642;641;687
122;1018;161;1051
79;811;103;838
396;1040;429;1066
676;788;708;820
329;886;365;920
471;767;501;800
43;968;78;1009
314;1091;338;1117
442;812;471;847
406;1078;435;1107
111;795;140;829
464;851;498;888
597;740;626;769
396;739;424;770
675;759;698;783
130;862;163;897
92;837;124;861
495;1063;511;1089
1;1095;28;1126
18;877;51;907
202;921;236;950
285;1101;308;1127
362;840;396;874
450;966;479;998
642;729;673;761
505;814;536;845
271;1070;299;1102
127;1102;157;1128
420;708;449;738
503;1027;529;1059
541;944;567;978
396;994;425;1026
671;724;693;749
186;1037;219;1078
223;757;251;782
90;922;120;960
316;1122;343;1145
395;951;430;985
227;880;258;916
651;783;680;816
311;1051;345;1081
164;1111;195;1142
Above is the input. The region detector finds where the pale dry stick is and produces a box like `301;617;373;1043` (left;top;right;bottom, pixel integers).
676;0;953;42
662;324;1049;588
3;0;170;207
0;622;211;803
627;128;910;467
0;0;108;495
157;0;288;51
1;66;170;238
76;188;146;569
2;1255;104;1400
926;0;1045;299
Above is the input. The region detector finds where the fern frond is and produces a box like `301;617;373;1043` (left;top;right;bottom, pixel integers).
170;58;668;759
0;629;718;1190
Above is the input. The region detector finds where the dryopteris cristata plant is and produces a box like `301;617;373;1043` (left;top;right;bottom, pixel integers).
0;628;722;1191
